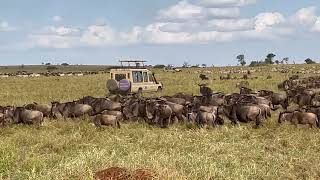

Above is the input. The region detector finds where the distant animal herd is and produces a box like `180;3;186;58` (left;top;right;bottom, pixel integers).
0;71;106;78
1;74;320;129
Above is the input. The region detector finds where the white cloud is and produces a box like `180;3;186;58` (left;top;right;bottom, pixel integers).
28;26;81;48
45;26;80;36
25;3;320;48
80;25;116;46
292;6;318;26
158;1;202;20
52;16;63;22
158;0;240;21
312;17;320;32
254;12;285;31
207;19;254;31
0;21;16;32
206;7;240;18
197;0;256;7
28;34;78;49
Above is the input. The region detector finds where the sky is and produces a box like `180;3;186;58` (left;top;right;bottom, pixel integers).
0;0;320;66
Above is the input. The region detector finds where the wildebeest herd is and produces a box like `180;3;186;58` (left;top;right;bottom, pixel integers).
1;75;320;129
0;71;103;78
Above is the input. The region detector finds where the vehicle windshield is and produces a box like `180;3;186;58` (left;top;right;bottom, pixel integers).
115;74;126;81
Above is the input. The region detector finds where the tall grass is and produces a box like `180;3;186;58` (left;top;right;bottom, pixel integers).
0;66;319;179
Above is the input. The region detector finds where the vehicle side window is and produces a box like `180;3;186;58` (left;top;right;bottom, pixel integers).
149;74;154;82
115;74;126;82
111;73;113;79
143;72;148;82
133;71;143;83
127;73;130;79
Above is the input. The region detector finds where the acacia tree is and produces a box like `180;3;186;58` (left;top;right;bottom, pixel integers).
305;58;316;64
237;54;246;66
265;53;276;64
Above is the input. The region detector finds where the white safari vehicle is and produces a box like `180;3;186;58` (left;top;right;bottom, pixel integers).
106;60;163;94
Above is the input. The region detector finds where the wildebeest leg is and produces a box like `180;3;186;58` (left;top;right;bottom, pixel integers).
255;116;262;128
181;115;187;123
159;117;164;128
172;116;179;124
291;119;298;128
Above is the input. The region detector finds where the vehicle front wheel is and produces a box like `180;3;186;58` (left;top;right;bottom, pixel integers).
157;87;162;93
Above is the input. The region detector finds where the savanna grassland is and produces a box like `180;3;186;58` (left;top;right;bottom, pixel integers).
1;65;320;180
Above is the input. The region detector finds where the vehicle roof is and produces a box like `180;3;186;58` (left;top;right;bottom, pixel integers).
110;68;150;72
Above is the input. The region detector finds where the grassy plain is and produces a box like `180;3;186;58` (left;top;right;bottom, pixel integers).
0;65;320;179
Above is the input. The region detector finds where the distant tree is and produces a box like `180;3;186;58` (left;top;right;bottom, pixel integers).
41;62;44;65
45;63;51;66
265;53;276;64
191;64;200;68
275;60;280;65
305;58;316;64
20;64;25;69
61;63;69;66
237;54;246;66
201;64;207;68
154;64;166;69
182;61;189;68
282;57;289;64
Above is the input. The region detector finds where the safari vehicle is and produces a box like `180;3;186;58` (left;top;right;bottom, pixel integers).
107;60;163;94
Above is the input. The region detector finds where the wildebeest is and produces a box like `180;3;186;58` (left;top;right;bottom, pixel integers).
278;110;318;128
101;110;123;121
93;114;121;128
77;96;122;114
122;98;146;120
198;84;213;96
223;104;263;126
9;107;44;126
258;90;288;110
159;99;186;123
24;102;51;117
146;100;172;128
51;101;93;118
199;74;209;80
187;105;219;128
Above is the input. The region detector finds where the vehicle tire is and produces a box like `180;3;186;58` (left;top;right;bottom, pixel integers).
106;79;118;92
157;87;162;93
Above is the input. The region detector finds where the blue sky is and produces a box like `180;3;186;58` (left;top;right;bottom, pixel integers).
0;0;320;66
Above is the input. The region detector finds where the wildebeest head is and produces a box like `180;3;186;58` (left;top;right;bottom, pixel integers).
239;87;253;95
50;101;65;119
145;100;157;120
257;90;274;97
278;111;293;123
198;84;213;96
